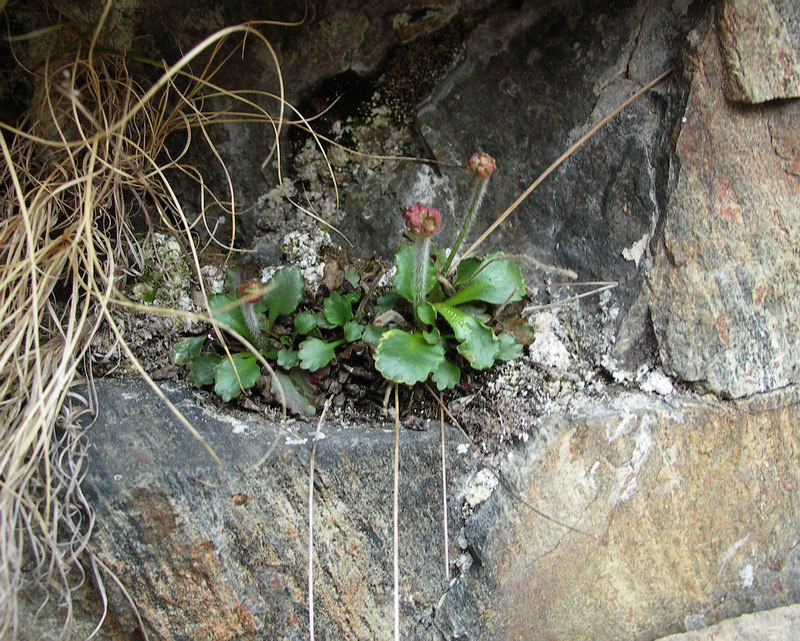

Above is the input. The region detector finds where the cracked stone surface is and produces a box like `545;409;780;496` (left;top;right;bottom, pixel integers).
655;604;800;640
717;0;800;103
435;386;800;641
649;18;800;398
79;379;473;641
75;380;800;641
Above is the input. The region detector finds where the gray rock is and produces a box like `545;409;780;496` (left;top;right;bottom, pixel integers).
718;0;800;103
655;604;800;641
78;380;800;641
649;18;800;398
435;386;800;640
81;379;472;640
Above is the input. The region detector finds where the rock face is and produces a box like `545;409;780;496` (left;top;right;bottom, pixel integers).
436;387;800;640
648;19;800;398
79;381;800;641
81;380;472;640
718;0;800;103
655;604;800;641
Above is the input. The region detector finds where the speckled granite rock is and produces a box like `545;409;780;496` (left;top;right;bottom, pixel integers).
649;18;800;398
436;386;800;640
717;0;800;103
655;604;800;641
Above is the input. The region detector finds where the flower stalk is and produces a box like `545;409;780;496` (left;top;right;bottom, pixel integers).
238;279;264;345
442;152;496;276
402;203;441;309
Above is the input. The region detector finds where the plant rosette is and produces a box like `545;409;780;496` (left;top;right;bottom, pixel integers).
374;200;525;389
170;264;382;413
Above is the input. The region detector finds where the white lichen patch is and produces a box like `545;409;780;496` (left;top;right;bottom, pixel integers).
622;232;649;266
129;233;196;311
463;468;499;513
199;265;226;295
528;312;571;371
640;370;674;395
281;228;331;294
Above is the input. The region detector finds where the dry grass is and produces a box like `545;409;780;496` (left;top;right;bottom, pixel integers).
0;4;316;636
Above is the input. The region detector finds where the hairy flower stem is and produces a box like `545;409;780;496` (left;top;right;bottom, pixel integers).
412;234;431;310
442;176;490;277
241;301;264;348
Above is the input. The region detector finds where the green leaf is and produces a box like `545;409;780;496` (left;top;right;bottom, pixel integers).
214;353;260;402
344;265;360;288
392;244;436;303
455;303;491;323
271;370;316;417
189;353;222;386
453;257;482;287
497;332;523;361
433;303;500;370
298;337;343;371
446;254;525;307
343;320;364;343
170;335;207;364
432;360;461;391
416;301;437;326
345;288;362;304
374;329;445;385
375;292;402;315
422;327;442;345
323;291;353;326
315;311;337;330
209;293;253;342
258;267;305;328
362;325;388;346
430;242;448;266
277;349;299;369
294;310;318;335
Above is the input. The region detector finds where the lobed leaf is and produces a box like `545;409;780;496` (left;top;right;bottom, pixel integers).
298;337;342;371
323;291;354;326
257;267;305;328
277;349;299;369
374;329;445;385
497;332;524;361
343;320;364;343
294;310;318;335
189;353;222;386
214;353;260;402
344;265;361;288
170;335;207;364
433;303;499;370
432;360;461;391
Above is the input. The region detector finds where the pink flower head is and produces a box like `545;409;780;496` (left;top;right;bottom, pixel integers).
402;203;441;238
466;152;496;180
237;279;261;304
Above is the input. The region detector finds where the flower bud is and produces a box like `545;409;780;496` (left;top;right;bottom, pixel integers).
237;279;261;304
466;152;496;180
402;203;441;238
